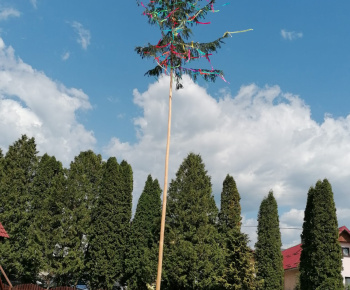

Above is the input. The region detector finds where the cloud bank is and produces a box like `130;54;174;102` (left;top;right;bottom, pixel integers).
0;37;96;165
105;75;350;247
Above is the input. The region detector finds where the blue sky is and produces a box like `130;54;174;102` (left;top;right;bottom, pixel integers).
1;0;350;247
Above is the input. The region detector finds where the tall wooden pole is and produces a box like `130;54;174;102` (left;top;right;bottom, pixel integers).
156;68;173;290
0;265;12;289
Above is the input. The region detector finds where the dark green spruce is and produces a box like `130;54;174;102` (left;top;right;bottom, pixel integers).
86;157;133;289
163;153;223;290
0;135;40;283
30;154;67;288
56;150;103;286
125;175;162;290
299;179;343;289
218;175;258;289
255;191;284;290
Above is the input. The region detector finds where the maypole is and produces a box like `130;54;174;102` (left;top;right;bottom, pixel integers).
135;1;252;288
156;67;173;290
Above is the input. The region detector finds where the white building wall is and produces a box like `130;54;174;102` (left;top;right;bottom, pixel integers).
341;242;350;285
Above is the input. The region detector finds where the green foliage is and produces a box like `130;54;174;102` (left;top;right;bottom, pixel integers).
219;175;241;231
218;175;258;289
86;157;133;289
30;154;67;288
136;0;231;89
255;191;284;290
0;135;40;282
163;153;223;289
218;230;259;290
299;179;343;290
0;148;3;181
125;174;162;290
56;150;103;286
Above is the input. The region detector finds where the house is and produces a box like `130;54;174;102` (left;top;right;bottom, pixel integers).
0;221;10;290
282;226;350;290
0;222;9;239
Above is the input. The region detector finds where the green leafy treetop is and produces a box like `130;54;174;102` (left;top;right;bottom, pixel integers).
299;179;343;290
255;191;284;290
136;0;251;89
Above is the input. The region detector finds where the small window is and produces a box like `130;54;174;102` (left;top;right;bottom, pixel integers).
342;247;350;257
345;277;350;286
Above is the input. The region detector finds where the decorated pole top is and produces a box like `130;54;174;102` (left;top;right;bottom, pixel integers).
136;0;252;89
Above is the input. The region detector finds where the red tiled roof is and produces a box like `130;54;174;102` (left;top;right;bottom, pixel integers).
0;222;9;238
339;225;350;235
282;225;349;270
282;243;302;270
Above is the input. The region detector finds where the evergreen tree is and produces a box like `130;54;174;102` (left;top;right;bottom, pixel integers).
125;175;162;290
0;148;3;181
163;153;223;290
255;191;283;290
29;154;67;288
218;175;258;289
219;175;241;231
0;135;40;282
56;150;103;286
299;179;343;290
86;157;133;289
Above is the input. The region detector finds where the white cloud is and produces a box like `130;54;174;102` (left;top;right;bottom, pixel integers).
0;37;96;165
61;51;70;61
104;75;350;247
71;21;91;50
0;7;21;21
281;29;303;41
30;0;37;9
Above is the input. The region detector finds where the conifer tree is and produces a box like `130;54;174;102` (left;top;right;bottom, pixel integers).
0;135;40;282
299;179;343;289
219;175;242;231
29;154;67;288
218;175;258;289
255;191;284;290
163;153;223;289
0;149;3;181
125;175;162;290
56;150;103;286
86;157;133;289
